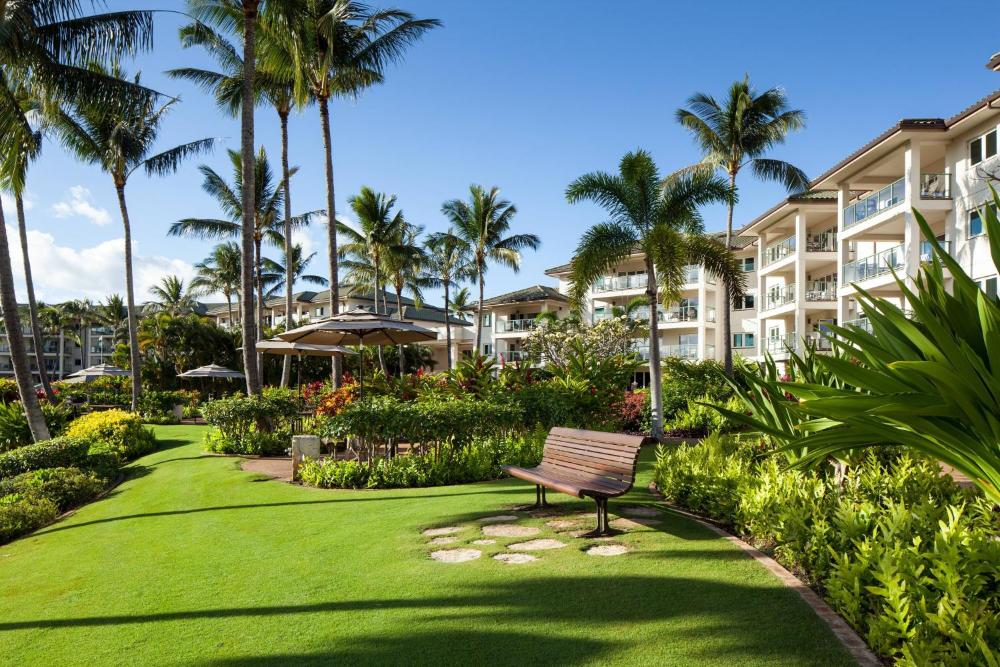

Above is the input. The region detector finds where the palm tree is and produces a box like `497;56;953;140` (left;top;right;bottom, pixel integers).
444;185;540;351
384;223;427;377
52;65;215;411
676;77;808;375
449;286;472;316
91;295;129;346
190;242;243;326
338;187;409;316
423;230;473;370
291;1;440;384
261;244;329;298
0;2;157;439
566;150;745;439
148;276;198;316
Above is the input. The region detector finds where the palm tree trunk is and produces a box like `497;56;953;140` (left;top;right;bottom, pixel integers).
239;0;261;395
318;94;341;386
722;172;736;377
0;199;49;441
115;183;143;412
475;269;485;352
395;290;405;378
226;293;234;327
443;279;452;371
15;195;54;401
645;257;663;440
254;237;265;342
279;108;293;389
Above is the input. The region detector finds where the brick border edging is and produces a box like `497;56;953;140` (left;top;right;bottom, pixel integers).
648;483;881;667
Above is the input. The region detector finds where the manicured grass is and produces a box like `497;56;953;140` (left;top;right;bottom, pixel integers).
0;426;854;665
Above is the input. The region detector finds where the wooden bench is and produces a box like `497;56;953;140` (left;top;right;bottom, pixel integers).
501;427;648;537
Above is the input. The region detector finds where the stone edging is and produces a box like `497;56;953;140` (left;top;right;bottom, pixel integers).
648;482;881;667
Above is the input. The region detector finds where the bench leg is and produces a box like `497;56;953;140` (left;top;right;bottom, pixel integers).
582;497;621;538
532;485;552;509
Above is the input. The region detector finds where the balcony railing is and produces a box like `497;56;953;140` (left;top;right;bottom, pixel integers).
504;350;530;362
593;273;649;293
843;317;873;334
920;173;951;200
804;331;834;351
682;265;700;283
919;239;951;262
495;318;538;334
664;343;700;360
764;236;795;265
766;332;799;354
844;178;905;228
765;283;796;310
806;232;837;252
804;280;837;301
706;306;716;323
662;305;700;323
843;243;904;283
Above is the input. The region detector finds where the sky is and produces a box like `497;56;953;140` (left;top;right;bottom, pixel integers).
11;0;1000;306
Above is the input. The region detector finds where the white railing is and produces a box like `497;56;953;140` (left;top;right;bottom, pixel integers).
765;283;796;310
766;332;799;354
504;350;530;362
844;178;905;228
496;318;538;333
804;280;837;301
843;244;904;283
593;273;648;293
663;343;701;360
764;236;796;265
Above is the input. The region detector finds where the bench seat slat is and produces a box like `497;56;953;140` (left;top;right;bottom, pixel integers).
543;442;637;467
539;451;633;477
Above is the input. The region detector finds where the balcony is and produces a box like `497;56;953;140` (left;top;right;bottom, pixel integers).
764;236;795;265
664;343;701;360
706;306;716;323
804;280;837;302
806;232;837;252
804;331;834;351
682;265;700;284
764;283;796;310
843;317;873;334
495;319;538;334
593;273;648;293
919;239;951;262
662;304;701;323
504;350;530;362
843;244;903;283
766;332;799;354
919;173;951;200
844;178;905;229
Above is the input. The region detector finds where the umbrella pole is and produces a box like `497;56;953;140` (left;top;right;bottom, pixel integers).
296;353;302;407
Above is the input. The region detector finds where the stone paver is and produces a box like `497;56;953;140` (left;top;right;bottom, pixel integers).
428;536;458;545
545;519;581;530
587;544;628;557
482;524;540;538
422;526;463;537
429;548;481;563
479;515;519;523
472;539;496;545
508;538;566;551
494;553;537;564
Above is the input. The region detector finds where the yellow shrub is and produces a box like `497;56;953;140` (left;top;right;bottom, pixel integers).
65;410;156;462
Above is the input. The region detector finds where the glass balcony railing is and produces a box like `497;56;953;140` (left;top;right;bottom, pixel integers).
682;265;700;283
919;173;951;200
804;332;834;351
765;283;796;310
844;178;905;228
495;319;538;334
764;236;796;265
663;343;701;360
766;332;799;354
806;232;837;252
919;239;951;262
593;273;649;293
706;306;716;323
843;244;904;283
804;280;837;301
504;350;529;362
662;305;700;323
843;317;873;334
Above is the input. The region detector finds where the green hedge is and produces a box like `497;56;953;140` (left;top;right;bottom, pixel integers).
0;467;106;513
0;494;58;544
65;410;156;463
654;435;1000;664
0;437;91;479
202;389;299;456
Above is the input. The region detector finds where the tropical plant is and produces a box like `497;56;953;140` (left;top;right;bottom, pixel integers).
383;222;428;376
423;230;474;370
676;77;808;375
147;276;198;316
565;149;744;438
261;244;328;298
443;185;541;351
190;242;242;325
448;286;471;314
51;64;215;411
289;1;440;384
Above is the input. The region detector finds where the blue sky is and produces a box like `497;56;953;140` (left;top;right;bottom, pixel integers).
13;0;1000;305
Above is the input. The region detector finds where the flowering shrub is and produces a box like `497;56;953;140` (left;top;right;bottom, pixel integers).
65;410;156;463
613;390;648;433
523;315;639;367
0;378;18;403
315;380;359;417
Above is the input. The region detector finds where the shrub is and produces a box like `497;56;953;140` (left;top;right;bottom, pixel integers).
137;390;187;424
315;380;359;417
0;494;58;544
299;428;546;489
613;389;648;434
665;395;745;438
65;410;156;463
0;378;18;402
0;437;91;479
201;391;299;455
654;436;1000;664
0;401;75;452
0;467;106;512
660;358;738;421
54;376;130;407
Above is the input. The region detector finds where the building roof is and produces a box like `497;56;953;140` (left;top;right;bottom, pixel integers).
481;284;568;307
709;231;757;250
544;262;572;276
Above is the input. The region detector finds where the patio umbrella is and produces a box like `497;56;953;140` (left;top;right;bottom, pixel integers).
176;364;246;379
69;363;131;380
254;339;356;395
277;308;437;390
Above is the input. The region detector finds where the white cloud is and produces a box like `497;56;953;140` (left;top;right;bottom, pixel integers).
7;225;195;303
1;191;36;214
51;186;112;226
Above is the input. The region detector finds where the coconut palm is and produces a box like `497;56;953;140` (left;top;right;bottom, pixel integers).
449;286;471;315
566;149;745;439
443;185;540;351
423;230;474;370
338;187;409;316
51;65;215;411
261;244;329;299
676;76;808;375
290;1;440;383
0;2;157;438
384;223;427;377
190;242;243;326
148;276;198;317
91;295;129;345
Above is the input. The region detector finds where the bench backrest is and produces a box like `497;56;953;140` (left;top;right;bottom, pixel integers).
540;427;647;486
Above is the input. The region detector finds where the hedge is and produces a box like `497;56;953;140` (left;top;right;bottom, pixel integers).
65;410;157;463
0;437;91;479
201;389;299;456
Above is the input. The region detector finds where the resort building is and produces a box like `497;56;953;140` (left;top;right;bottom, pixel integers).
459;285;570;362
0;324;122;380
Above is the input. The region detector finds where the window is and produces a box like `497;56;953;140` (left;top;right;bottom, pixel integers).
970;129;998;166
481;313;492;327
483;344;493;355
733;333;755;348
736;294;755;310
977;276;998;300
740;257;755;272
969;204;995;238
314;307;324;317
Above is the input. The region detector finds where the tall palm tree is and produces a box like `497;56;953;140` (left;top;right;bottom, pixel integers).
676;77;808;375
0;2;157;439
190;242;243;326
148;276;198;316
423;230;473;370
443;185;540;351
449;286;471;315
338;187;409;316
566;150;745;439
52;65;215;411
384;223;427;377
91;295;129;346
261;244;328;298
291;1;440;384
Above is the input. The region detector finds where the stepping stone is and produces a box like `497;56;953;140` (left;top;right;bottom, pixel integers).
508;539;566;551
610;517;658;530
587;544;629;557
422;526;463;537
622;506;661;518
428;536;458;545
482;524;540;538
429;548;481;563
472;539;496;545
479;515;519;523
494;553;537;564
545;519;581;530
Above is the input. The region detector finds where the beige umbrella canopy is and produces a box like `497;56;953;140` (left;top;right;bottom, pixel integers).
176;364;246;379
277;308;437;346
69;363;131;379
254;339;356;357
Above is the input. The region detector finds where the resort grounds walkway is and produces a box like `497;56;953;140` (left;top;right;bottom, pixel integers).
0;425;855;666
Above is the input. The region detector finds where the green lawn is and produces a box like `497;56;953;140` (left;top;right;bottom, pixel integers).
0;425;855;665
